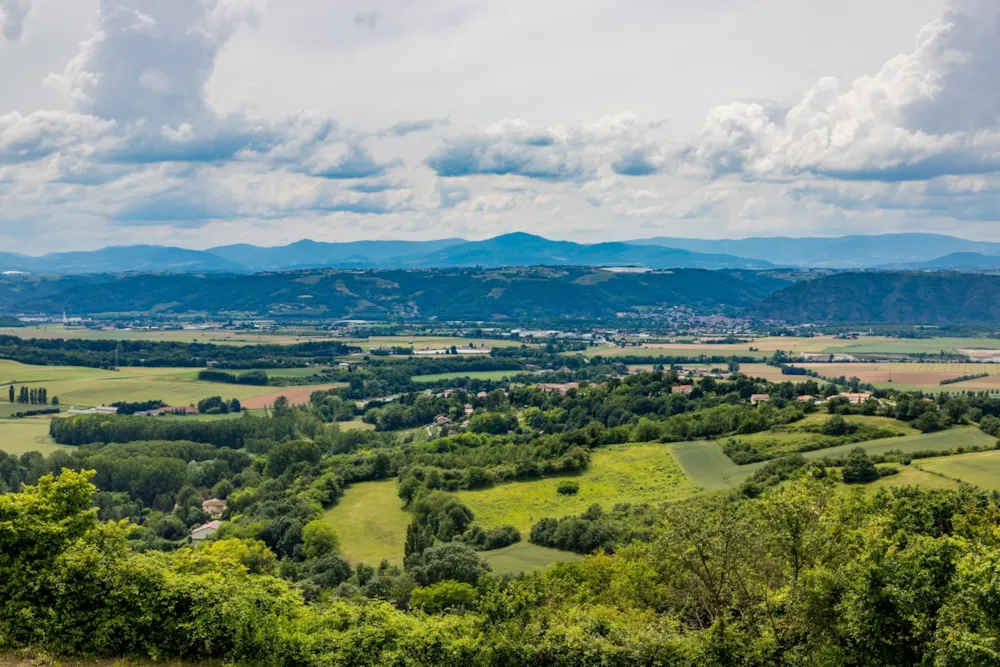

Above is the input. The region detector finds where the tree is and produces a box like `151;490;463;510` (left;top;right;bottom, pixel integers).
841;447;879;484
404;543;491;586
301;520;340;559
410;581;479;613
404;521;435;559
822;414;849;436
7;384;13;403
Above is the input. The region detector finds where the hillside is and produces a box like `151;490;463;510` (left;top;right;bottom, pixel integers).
749;271;1000;324
0;267;791;320
630;233;1000;268
885;252;1000;270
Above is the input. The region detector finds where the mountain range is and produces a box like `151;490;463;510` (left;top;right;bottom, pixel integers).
2;232;999;275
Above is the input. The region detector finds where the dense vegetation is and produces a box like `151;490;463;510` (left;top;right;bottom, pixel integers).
0;267;789;319
751;271;1000;323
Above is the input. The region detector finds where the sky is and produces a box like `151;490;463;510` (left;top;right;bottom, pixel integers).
2;0;999;253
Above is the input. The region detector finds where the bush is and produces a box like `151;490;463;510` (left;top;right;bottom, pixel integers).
557;480;580;496
404;543;491;586
410;581;479;614
841;447;880;484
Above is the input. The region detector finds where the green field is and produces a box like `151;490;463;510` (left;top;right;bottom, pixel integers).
668;427;996;491
0;324;347;346
0;418;70;456
458;443;697;533
0;360;290;408
480;542;583;574
727;414;919;457
350;336;526;352
323;481;412;566
411;370;516;383
337;418;376;431
915;450;1000;491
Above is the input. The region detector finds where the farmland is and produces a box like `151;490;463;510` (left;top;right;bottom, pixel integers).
914;450;1000;491
0;419;69;456
0;359;339;409
457;443;698;533
0;324;346;346
411;370;517;383
240;383;347;410
795;361;1000;391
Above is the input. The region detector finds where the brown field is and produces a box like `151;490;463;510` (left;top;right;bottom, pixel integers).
241;383;346;409
793;362;1000;391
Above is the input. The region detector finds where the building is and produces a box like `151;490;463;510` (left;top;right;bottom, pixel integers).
435;415;453;427
839;392;873;405
672;385;695;395
751;394;771;405
190;520;221;543
201;499;227;517
796;395;818;403
67;405;119;415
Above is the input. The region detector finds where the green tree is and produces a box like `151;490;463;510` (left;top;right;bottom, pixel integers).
841;447;879;484
410;581;479;613
301;519;340;559
404;543;490;586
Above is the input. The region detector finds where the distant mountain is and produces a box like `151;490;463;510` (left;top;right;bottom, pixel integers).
0;268;792;319
0;246;243;274
407;233;776;269
749;272;1000;324
207;239;466;271
629;234;1000;268
883;252;1000;270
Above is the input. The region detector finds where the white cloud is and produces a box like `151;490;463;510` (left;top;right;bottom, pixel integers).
0;0;30;41
683;0;1000;183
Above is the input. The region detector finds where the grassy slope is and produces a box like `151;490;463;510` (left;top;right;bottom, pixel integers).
0;419;70;456
480;543;583;574
411;370;516;383
914;450;1000;491
323;481;412;566
457;443;698;533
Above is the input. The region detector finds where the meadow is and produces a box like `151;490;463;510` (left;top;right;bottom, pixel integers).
480;543;583;574
457;443;698;533
323;480;412;566
914;450;1000;491
0;359;339;409
0;419;69;456
411;370;517;383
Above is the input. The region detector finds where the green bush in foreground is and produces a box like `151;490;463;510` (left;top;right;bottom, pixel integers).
13;470;1000;665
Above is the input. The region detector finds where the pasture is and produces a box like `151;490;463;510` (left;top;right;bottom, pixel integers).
0;418;70;456
0;359;339;409
480;543;583;574
457;443;697;533
914;450;1000;491
411;370;516;383
323;480;412;566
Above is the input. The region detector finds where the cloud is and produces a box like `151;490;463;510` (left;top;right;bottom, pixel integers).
611;143;666;176
683;0;1000;183
426;112;647;181
354;9;380;29
387;118;449;136
0;0;30;40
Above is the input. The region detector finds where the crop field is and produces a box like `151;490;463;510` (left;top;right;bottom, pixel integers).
914;450;1000;491
411;370;517;383
0;360;341;409
668;427;995;490
348;336;526;352
794;362;1000;391
480;543;583;574
323;481;412;566
863;465;962;492
240;384;346;410
0;324;346;346
0;418;70;456
457;443;697;533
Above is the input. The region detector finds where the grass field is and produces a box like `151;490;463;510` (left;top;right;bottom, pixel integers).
668;427;995;491
0;324;348;346
480;542;583;574
323;481;412;566
0;418;70;456
350;336;526;352
337;418;376;431
457;443;697;533
411;370;516;383
864;465;962;492
914;450;1000;491
0;359;338;408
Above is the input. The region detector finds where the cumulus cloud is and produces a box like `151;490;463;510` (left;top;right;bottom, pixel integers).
0;0;29;41
426;112;652;182
611;143;666;176
683;0;1000;183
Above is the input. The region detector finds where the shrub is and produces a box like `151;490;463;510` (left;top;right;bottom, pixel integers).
410;581;479;614
557;480;580;496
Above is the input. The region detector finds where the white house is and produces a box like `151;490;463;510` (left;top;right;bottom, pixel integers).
191;520;221;543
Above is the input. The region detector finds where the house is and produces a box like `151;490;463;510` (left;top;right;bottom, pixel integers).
672;385;695;395
435;415;452;427
839;392;872;405
464;404;474;415
202;498;227;517
751;394;771;405
537;382;580;394
94;405;118;414
191;520;221;543
796;395;817;403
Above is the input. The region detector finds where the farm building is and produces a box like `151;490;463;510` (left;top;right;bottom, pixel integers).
202;499;227;517
839;392;873;405
672;385;695;395
751;394;771;405
191;520;221;543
